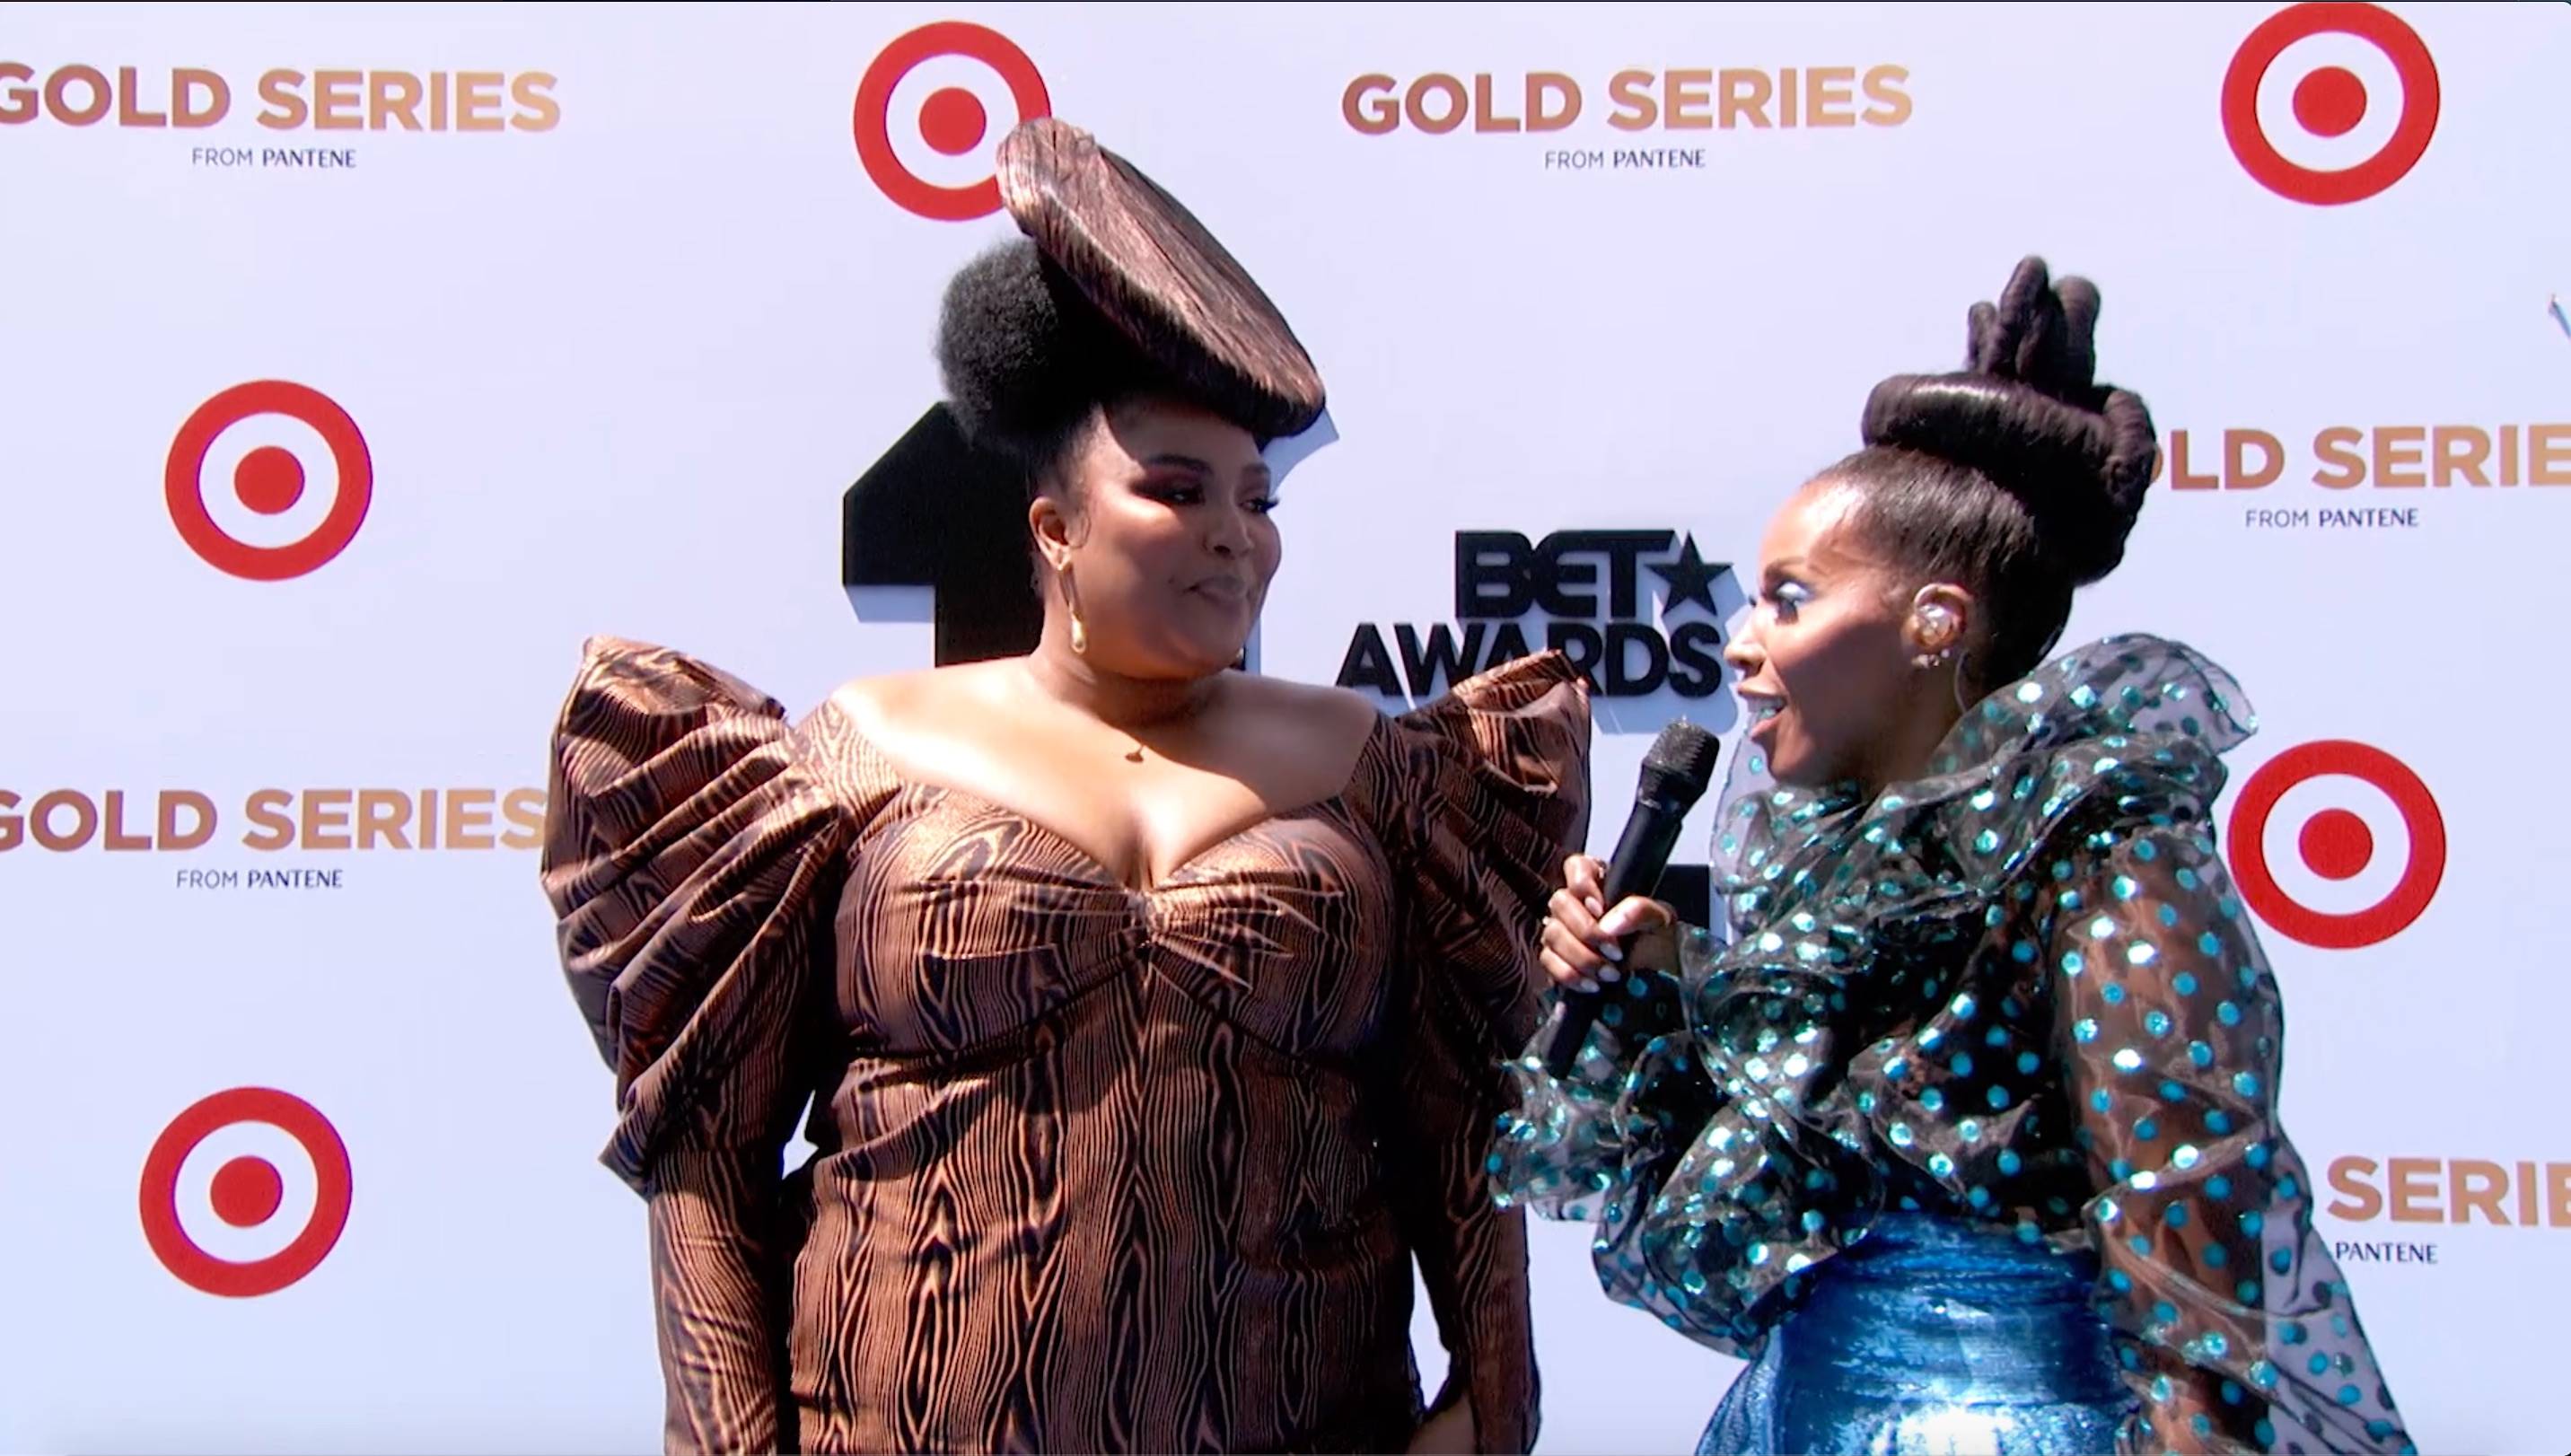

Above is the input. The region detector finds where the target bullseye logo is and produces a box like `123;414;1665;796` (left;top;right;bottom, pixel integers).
853;21;1051;221
164;381;373;581
139;1087;353;1298
2227;740;2445;950
2222;3;2439;206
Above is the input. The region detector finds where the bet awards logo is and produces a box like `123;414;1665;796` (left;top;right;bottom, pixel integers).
854;22;1051;221
165;381;372;581
139;1087;353;1298
1338;529;1733;704
2222;2;2438;206
2226;739;2444;950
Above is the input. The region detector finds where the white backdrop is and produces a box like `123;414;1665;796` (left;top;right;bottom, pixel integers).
4;2;2566;1452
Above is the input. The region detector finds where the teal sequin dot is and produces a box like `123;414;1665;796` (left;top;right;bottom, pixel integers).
1975;829;2000;854
2128;1234;2152;1256
2161;1081;2189;1102
2197;932;2222;958
1987;1086;2011;1110
2251;1362;2280;1390
2136;839;2159;862
1998;1150;2023;1176
2256;1418;2277;1445
2234;1071;2262;1097
2174;971;2200;996
2090;1089;2113;1113
1920;1088;1945;1112
2309;1354;2331;1376
2247;1144;2272;1170
2108;1269;2133;1293
2103;985;2128;1005
2166;1205;2190;1228
2338;1385;2364;1407
2112;875;2139;900
2145;1011;2172;1037
2011;940;2036;964
2062;951;2086;976
2367;1420;2395;1441
1928;1153;1954;1178
2240;1211;2263;1235
2204;1243;2228;1268
2270;1249;2295;1275
2018;1052;2040;1075
2207;1110;2234;1135
2157;903;2181;928
2222;1381;2244;1407
2153;1300;2179;1326
2208;1175;2233;1198
2238;1279;2261;1303
2135;1118;2160;1140
1952;1053;1975;1077
2189;1041;2216;1068
1967;1185;1992;1207
2191;1415;2214;1440
2218;1002;2243;1026
2075;1018;2099;1043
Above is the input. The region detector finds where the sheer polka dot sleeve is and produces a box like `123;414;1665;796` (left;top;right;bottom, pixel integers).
2049;826;2414;1456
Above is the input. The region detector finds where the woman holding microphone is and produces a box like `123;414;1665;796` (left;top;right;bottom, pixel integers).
1496;257;2413;1456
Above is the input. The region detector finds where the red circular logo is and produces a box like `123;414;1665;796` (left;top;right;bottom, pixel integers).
853;22;1052;221
164;381;373;581
2222;3;2439;206
138;1087;353;1298
2227;740;2445;950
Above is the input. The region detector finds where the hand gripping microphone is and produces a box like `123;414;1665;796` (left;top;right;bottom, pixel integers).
1534;719;1722;1078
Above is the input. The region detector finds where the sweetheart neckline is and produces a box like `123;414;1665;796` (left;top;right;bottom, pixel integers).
847;715;1396;899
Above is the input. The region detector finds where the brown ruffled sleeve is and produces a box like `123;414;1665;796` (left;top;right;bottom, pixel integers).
539;636;854;1455
1376;652;1593;1454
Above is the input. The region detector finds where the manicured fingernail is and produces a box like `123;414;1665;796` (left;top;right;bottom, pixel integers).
1598;965;1621;983
1578;978;1599;994
1600;943;1624;963
1586;898;1604;916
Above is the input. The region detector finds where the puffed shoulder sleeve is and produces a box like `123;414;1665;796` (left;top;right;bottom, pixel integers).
540;635;853;1194
1375;651;1593;1455
540;637;862;1455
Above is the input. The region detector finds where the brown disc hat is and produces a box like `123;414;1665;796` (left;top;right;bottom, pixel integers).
995;118;1326;442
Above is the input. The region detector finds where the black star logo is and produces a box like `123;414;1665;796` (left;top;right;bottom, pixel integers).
1650;534;1727;617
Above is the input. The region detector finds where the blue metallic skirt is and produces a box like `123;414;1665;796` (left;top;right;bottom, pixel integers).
1696;1214;2138;1456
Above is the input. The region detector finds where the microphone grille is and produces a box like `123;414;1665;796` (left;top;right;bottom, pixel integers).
1639;719;1722;803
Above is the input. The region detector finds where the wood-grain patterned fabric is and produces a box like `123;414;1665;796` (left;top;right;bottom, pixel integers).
540;637;1593;1456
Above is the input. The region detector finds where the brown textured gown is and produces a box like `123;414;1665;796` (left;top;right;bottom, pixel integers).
540;636;1593;1455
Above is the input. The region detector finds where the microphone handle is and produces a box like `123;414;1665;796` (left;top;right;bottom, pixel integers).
1535;794;1687;1078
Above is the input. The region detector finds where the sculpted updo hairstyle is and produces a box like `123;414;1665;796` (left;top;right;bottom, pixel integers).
1821;256;2160;690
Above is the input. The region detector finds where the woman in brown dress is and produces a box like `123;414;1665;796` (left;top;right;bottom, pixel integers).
538;119;1592;1455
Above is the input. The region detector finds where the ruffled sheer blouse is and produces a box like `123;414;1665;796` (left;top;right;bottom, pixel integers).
540;637;1592;1455
1495;635;2416;1456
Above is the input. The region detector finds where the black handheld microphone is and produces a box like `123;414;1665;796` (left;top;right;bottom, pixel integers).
1534;719;1722;1078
